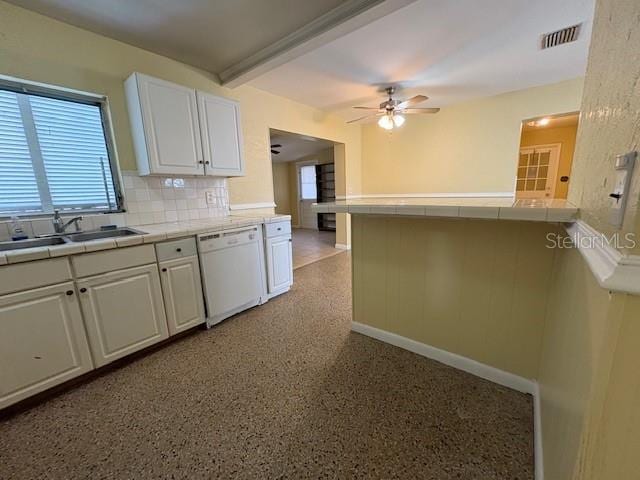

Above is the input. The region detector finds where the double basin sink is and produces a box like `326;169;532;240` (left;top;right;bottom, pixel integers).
0;228;146;251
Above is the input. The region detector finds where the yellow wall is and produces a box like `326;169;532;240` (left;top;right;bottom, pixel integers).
0;0;360;247
361;79;584;196
351;215;559;379
568;0;640;247
520;123;578;199
272;162;291;215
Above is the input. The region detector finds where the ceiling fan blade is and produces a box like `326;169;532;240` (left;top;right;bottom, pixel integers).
401;107;440;114
270;144;282;148
353;106;380;110
347;114;378;123
271;150;280;154
396;95;429;110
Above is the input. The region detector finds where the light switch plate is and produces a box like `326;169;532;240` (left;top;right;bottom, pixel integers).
609;151;636;228
205;191;216;205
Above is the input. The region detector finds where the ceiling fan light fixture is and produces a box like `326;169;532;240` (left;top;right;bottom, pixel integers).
378;115;394;130
392;114;405;127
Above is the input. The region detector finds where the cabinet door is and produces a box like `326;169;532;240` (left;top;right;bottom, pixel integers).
197;92;245;176
77;264;168;367
159;255;205;335
135;74;204;175
266;236;293;293
0;282;93;409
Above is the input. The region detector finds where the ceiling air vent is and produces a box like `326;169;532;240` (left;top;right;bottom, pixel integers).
541;23;581;49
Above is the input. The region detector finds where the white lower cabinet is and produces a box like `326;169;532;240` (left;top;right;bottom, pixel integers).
0;282;93;409
159;255;205;335
266;235;293;296
77;264;168;367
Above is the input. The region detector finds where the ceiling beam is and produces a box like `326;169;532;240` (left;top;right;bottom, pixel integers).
219;0;417;88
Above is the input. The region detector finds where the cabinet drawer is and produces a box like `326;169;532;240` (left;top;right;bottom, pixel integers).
0;257;72;296
155;237;197;262
265;221;291;238
72;244;156;278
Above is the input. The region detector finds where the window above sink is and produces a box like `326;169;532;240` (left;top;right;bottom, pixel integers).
0;75;123;217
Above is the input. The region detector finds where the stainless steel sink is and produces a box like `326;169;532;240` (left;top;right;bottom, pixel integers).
0;227;147;251
64;227;145;242
0;236;68;251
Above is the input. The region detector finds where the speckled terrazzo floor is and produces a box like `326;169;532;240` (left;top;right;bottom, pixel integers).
0;252;533;479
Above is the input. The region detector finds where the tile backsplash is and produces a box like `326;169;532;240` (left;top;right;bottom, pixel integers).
0;171;230;241
121;171;229;225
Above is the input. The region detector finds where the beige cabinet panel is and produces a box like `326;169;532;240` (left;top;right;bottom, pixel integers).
159;255;205;335
77;264;168;367
0;282;93;409
266;236;293;293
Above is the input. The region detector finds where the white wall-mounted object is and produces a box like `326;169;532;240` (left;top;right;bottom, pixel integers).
264;220;293;298
77;263;168;367
156;238;205;335
566;219;640;295
0;281;94;409
125;73;245;177
197;92;244;176
609;151;636;228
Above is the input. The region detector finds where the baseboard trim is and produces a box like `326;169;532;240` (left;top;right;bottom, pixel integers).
351;321;543;478
229;202;276;210
335;243;351;250
351;322;536;394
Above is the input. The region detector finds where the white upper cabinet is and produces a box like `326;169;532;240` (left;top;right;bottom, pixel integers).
125;73;204;176
197;92;245;176
124;72;244;177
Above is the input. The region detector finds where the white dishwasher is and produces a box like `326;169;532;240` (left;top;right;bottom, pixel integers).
197;225;267;327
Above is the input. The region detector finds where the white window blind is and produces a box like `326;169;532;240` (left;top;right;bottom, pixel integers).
0;87;120;215
0;91;41;213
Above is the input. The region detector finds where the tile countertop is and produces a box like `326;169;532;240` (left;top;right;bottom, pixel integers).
0;214;291;266
312;197;578;222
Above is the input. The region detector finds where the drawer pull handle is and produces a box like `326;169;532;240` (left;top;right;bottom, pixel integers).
66;290;74;296
176;248;182;252
161;268;167;272
79;287;87;293
277;227;281;230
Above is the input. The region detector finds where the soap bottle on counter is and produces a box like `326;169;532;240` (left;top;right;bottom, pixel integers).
10;215;28;241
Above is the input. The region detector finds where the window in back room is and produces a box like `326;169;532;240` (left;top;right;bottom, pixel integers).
0;78;121;216
515;112;579;200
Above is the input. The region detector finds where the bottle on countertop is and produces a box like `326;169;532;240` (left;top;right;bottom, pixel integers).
10;215;28;241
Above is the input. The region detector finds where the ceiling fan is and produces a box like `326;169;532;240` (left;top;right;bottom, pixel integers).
347;87;440;129
270;143;282;155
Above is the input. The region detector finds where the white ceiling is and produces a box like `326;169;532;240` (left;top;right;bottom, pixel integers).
250;0;594;121
270;130;335;163
5;0;348;73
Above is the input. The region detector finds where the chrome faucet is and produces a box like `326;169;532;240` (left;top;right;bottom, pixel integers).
52;210;83;234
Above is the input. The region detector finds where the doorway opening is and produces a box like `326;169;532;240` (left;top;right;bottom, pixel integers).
270;129;342;269
515;112;579;199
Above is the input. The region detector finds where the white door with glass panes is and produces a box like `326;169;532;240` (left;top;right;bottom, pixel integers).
298;164;318;229
516;144;561;199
